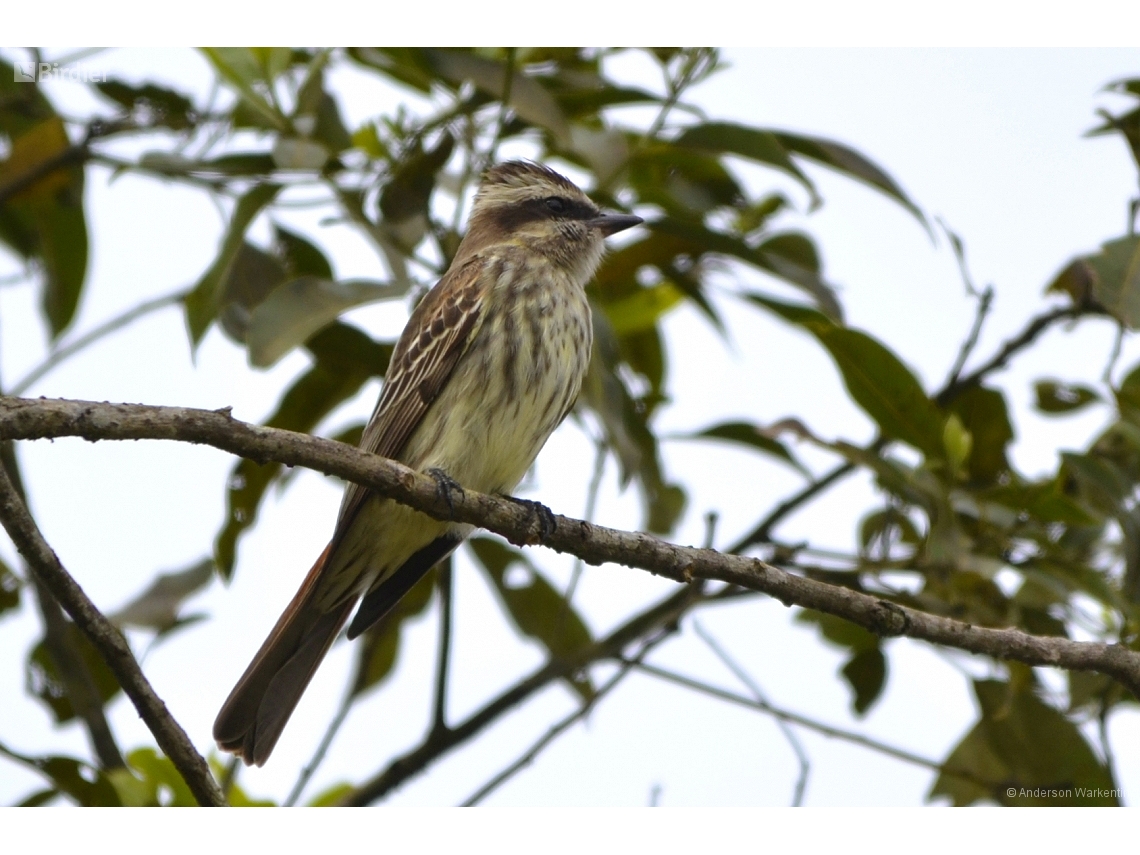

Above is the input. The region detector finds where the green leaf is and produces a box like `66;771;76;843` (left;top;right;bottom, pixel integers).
581;313;685;533
1051;235;1140;328
424;49;571;147
682;421;810;477
841;647;887;716
930;679;1118;806
275;224;334;279
183;183;281;345
116;747;197;807
651;219;842;320
247;277;409;368
0;741;120;806
468;538;595;701
107;558;214;635
947;386;1014;484
94;80;197;130
675;121;817;202
1034;380;1102;414
796;609;888;715
0;556;20;616
0;116;88;339
26;624;122;724
772;130;926;226
749;294;945;458
200;48;289;132
601;282;685;336
942;413;973;476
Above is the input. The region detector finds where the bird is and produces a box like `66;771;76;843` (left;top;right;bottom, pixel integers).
213;160;643;765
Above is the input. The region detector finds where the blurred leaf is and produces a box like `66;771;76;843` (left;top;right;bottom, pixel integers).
772;130;926;226
110;748;198;806
26;623;122;724
1049;236;1140;328
750;295;945;457
1035;380;1102;415
200;48;289;132
0;115;88;339
307;782;354;806
352;565;437;697
683;421;810;477
0;556;20;616
676;121;817;201
948;386;1014;484
94;80;197;129
601;282;684;336
629;145;743;217
379;132;454;228
424;49;571;147
215;322;393;578
183;183;281;345
275;223;333;279
0;741;120;807
942;412;973;476
651;219;841;320
107;558;213;635
841;647;887;716
581;313;685;533
468;538;594;701
930;679;1118;806
247;277;409;368
216;241;289;343
797;609;888;715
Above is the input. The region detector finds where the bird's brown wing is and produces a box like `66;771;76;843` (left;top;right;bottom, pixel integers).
329;255;490;551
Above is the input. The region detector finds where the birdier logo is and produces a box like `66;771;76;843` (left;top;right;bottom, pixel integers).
13;61;106;83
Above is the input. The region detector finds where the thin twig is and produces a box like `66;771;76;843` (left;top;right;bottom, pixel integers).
11;289;186;397
944;285;994;389
484;48;516;168
0;462;223;806
632;661;999;796
1103;321;1126;385
561;435;606;621
431;558;454;735
284;683;354;807
343;584;704;805
694;620;809;806
460;627;671;806
935;304;1090;407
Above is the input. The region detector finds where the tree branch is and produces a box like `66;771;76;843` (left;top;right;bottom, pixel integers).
2;396;1139;702
0;453;224;807
344;583;702;805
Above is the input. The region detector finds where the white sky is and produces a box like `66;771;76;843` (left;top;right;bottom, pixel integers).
1;39;1140;815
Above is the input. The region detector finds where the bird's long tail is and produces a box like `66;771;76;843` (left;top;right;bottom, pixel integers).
213;544;354;767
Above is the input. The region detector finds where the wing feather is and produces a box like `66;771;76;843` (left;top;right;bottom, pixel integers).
330;256;491;546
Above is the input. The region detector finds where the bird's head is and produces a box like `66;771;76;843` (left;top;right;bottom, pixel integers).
459;160;642;281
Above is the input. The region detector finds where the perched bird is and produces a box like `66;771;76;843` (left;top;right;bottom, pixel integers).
213;160;642;765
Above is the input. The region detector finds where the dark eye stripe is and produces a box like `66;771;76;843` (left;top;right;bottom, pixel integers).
492;196;599;232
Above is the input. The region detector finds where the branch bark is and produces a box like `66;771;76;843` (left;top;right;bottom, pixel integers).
0;449;224;807
2;395;1139;702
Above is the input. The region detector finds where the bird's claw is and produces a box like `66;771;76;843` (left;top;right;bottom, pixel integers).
504;496;556;544
428;468;464;520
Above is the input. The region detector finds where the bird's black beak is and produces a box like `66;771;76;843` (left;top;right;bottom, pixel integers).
589;213;643;237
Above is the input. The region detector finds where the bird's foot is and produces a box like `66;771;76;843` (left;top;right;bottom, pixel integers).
428;468;464;520
503;496;557;544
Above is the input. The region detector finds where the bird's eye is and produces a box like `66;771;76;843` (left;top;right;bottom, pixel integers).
544;197;567;214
